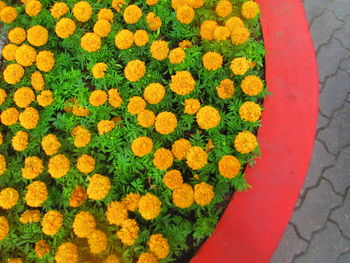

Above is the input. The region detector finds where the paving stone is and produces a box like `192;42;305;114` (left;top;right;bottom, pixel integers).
331;190;350;238
337;251;350;263
335;16;350;49
303;0;332;21
291;180;342;240
317;113;330;129
328;0;350;20
295;222;350;263
339;58;350;74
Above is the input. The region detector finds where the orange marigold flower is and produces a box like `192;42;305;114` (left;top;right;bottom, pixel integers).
35;240;50;258
71;126;91;148
0;89;6;106
128;96;146;115
22;156;44;179
108;88;123;108
169;48;186;64
19;209;40;224
55;18;76;39
144;83;165;104
81;33;101;52
137;110;156;128
196;106;221;129
55;242;78;263
41;210;63;236
48;154;70;178
231;26;250;45
73;211;96;238
2;44;18;61
241;75;263;96
117;218;139;246
216;79;234;99
148;234;170;259
3;63;24;84
150;40;169;61
178;40;192;48
172;138;191;160
202;52;223;71
31;71;45;90
147;0;159;5
176;6;194;24
139;193;162;220
88;229;107;254
89;90;107;106
186;146;208;170
41;134;61;156
71;100;90;116
0;216;9;240
163;169;183;190
242;0;260;19
0;154;5;176
50;2;69;19
225;16;245;33
37;90;54;107
15;44;36;67
216;0;232;17
131;136;153;157
234;131;258;153
134;30;149;46
94;19;111;38
98;120;115;135
27;25;48;47
112;0;125;12
200;20;218;40
25;0;42;16
104;255;122;263
0;1;6;12
19;107;39;129
171;0;189;10
239;101;262;122
36;50;55;72
214;26;230;41
184;98;200;114
87;174;111;200
73;1;92;22
194;182;214;206
137;253;158;263
25;181;48;207
92;62;107;78
218;155;241;178
169;71;195;95
106;201;128;225
123;4;142;24
230;57;250;75
124;60;146;82
173;183;194;208
77;154;95;174
8;27;26;44
12;131;28;152
98;8;114;22
0;188;19;209
1;107;19;125
189;0;204;8
8;258;22;263
14;86;35;108
69;185;87;207
0;7;17;23
155;112;177;135
115;29;134;49
122;193;141;211
153;148;173;170
146;12;162;31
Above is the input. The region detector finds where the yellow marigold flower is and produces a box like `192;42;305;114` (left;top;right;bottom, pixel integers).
108;88;123;108
55;18;76;39
148;234;170;259
172;138;191;160
81;33;101;52
231;26;250;45
150;40;169;61
35;240;50;258
153;148;173;170
19;107;39;129
41;210;63;236
87;174;111;200
69;185;87;207
123;4;142;24
8;27;26;44
15;44;36;67
169;48;186;64
131;136;153;157
36;50;55;72
94;19;111;38
89;90;107;106
225;16;245;33
12;131;29;151
13;86;35;108
73;211;96;238
41;134;61;156
202;52;223;71
27;25;48;47
134;30;149;46
176;6;194;24
71;126;91;148
127;96;146;115
19;209;40;224
0;188;19;209
1;107;19;125
71;100;90;117
115;29;134;50
144;83;165;104
48;154;70;178
0;89;6;106
31;71;45;90
55;242;78;263
3;63;24;84
169;71;195;95
137;110;156;128
0;1;6;12
124;60;146;82
22;156;44;179
25;0;42;16
106;201;128;225
103;255;121;263
50;2;69;19
218;155;241;178
117;218;139;246
37;90;54;107
216;79;234;99
92;62;107;78
2;44;18;61
234;131;258;153
98;120;115;135
25;181;48;207
7;259;23;263
88;229;107;254
146;12;162;31
122;193;141;211
98;8;114;22
163;169;183;190
155;112;177;135
214;26;230;41
194;182;214;206
189;0;204;8
112;0;125;12
196;106;221;129
171;0;189;10
230;57;250;75
77;154;95;174
241;75;263;96
0;7;17;23
183;98;200;114
216;0;232;17
0;154;5;176
137;253;158;263
173;183;194;208
178;40;192;48
73;1;92;22
200;20;218;40
0;216;9;240
186;146;208;170
242;0;260;19
139;193;162;220
239;101;262;122
147;0;159;5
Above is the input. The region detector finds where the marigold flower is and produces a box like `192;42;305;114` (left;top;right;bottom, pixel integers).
107;88;123;108
19;209;40;224
77;154;95;174
189;0;204;8
73;211;96;238
0;1;6;12
147;234;170;259
0;89;6;106
88;229;107;254
22;156;44;179
3;63;24;84
94;19;111;38
153;148;173;170
176;6;194;24
234;131;258;153
239;101;262;121
139;193;162;220
230;57;250;75
8;258;23;263
124;5;142;24
41;134;61;156
150;40;169;61
41;210;63;236
0;216;9;240
55;18;76;39
0;133;2;145
231;26;250;45
183;99;200;114
133;30;149;47
147;0;159;5
169;48;186;64
137;253;158;263
173;183;194;208
55;242;78;263
36;50;55;72
1;107;19;125
0;154;5;176
195;182;214;206
218;155;241;178
90;63;107;79
122;193;141;211
25;0;42;16
117;218;139;245
241;75;263;96
112;0;126;11
106;201;128;225
115;29;134;50
89;90;107;106
146;12;162;31
8;27;26;44
71;100;90;117
126;96;146;115
155;112;177;135
200;20;218;40
202;52;223;71
214;26;231;41
2;44;17;61
242;0;260;19
144;83;165;104
35;240;50;258
13;86;34;108
25;181;48;207
97;120;115;135
73;1;92;22
196;106;221;129
81;33;101;52
87;174;111;200
225;16;245;33
31;71;45;90
186;146;208;170
14;44;36;67
37;90;54;107
103;255;121;263
216;79;234;99
163;169;183;190
124;60;146;82
131;136;153;157
71;126;90;148
27;25;48;47
69;185;87;207
19;107;39;129
12;130;28;152
216;0;232;17
98;8;114;22
0;6;17;23
171;138;191;160
48;154;70;178
137;110;156;128
50;2;69;19
169;71;195;95
0;188;19;209
178;40;192;48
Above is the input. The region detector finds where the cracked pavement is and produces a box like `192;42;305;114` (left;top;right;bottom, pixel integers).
271;0;350;262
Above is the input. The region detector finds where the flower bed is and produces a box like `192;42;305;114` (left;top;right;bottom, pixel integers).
0;0;265;262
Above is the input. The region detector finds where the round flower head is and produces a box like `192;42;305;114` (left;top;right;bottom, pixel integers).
163;169;183;190
216;0;232;17
171;0;189;10
218;155;241;178
98;120;115;135
153;148;173;170
196;106;221;129
189;0;204;8
94;19;111;38
77;154;95;174
134;30;149;46
92;63;107;78
41;134;61;156
41;210;63;236
230;57;250;75
216;79;234;99
184;98;200;114
15;44;36;67
127;96;146;114
242;0;260;19
98;8;114;22
131;136;153;157
19;209;41;224
0;188;19;209
31;71;45;90
194;182;214;206
155;112;177;135
55;18;76;39
22;156;44;179
122;193;141;211
214;26;231;41
81;33;101;52
36;50;55;72
37;90;54;107
146;12;162;31
148;234;170;259
27;25;48;47
112;0;126;12
104;255;122;263
19;107;39;129
14;86;35;108
1;107;19;125
202;52;223;70
3;63;24;84
169;71;196;95
173;183;194;208
115;29;134;49
231;26;250;45
234;131;258;153
147;0;159;5
176;6;195;24
106;201;128;225
8;27;26;44
225;16;245;33
123;5;142;24
186;146;208;170
12;130;29;151
0;7;17;23
139;193;162;220
69;185;87;207
73;1;92;22
73;211;96;238
137;253;158;263
89;90;107;106
124;60;146;82
172;138;191;160
50;2;69;19
25;0;42;16
169;48;186;64
0;216;9;240
88;229;107;254
25;181;48;207
71;126;91;147
0;89;6;105
178;40;192;48
137;110;156;128
87;174;111;200
48;154;70;178
117;218;139;245
55;242;78;263
144;83;166;104
108;88;123;108
241;75;263;96
0;1;5;11
35;240;50;258
2;44;18;61
239;101;262;122
200;20;218;40
0;155;5;175
150;40;169;61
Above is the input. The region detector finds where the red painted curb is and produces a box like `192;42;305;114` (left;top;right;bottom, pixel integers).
191;0;319;262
